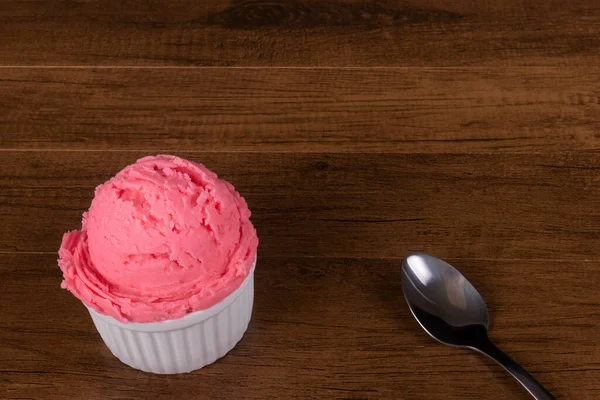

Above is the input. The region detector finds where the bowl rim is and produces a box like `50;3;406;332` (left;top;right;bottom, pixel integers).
86;256;256;333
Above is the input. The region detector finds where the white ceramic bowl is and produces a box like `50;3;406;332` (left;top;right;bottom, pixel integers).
86;260;255;374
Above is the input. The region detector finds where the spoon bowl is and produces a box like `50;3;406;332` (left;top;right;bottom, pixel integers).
402;252;489;348
401;252;555;400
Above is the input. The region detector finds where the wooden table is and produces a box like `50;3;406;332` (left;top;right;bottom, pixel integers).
2;1;600;399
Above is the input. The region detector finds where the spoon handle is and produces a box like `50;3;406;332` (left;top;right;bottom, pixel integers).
473;338;556;400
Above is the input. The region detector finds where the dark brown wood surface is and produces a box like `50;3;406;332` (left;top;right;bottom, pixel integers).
1;67;600;153
3;254;600;400
1;0;599;67
2;1;600;399
4;151;600;261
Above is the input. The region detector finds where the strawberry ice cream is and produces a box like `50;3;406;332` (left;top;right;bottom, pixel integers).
58;155;258;323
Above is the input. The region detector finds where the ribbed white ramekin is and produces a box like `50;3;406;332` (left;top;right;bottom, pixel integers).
86;260;255;374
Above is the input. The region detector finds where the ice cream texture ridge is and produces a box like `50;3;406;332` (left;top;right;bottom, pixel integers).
58;155;258;323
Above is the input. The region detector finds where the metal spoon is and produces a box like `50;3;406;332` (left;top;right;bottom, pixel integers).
401;252;555;400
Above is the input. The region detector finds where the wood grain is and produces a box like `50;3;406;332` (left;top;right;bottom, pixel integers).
1;67;600;152
2;254;598;399
0;0;599;66
2;150;600;260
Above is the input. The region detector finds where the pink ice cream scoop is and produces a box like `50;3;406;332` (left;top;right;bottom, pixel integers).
58;155;258;323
